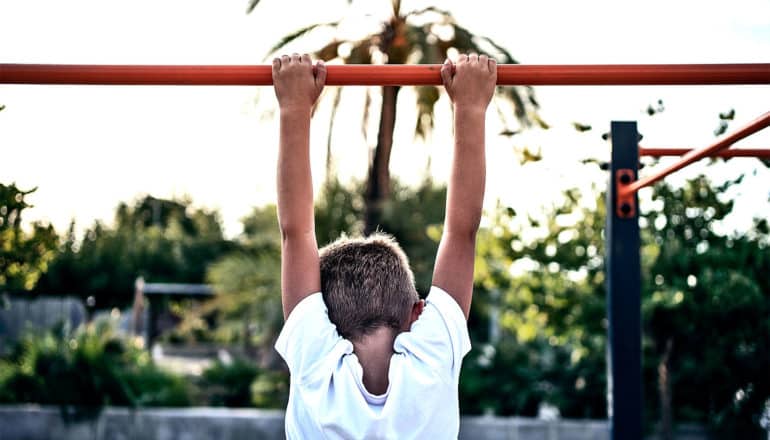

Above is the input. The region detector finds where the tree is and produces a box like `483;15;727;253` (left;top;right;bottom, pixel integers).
459;173;770;435
249;0;541;233
0;183;58;293
36;195;232;309
642;175;770;438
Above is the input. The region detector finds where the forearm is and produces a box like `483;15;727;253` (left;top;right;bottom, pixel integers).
445;105;486;236
277;107;315;236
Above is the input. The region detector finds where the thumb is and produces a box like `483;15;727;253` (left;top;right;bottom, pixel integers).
315;60;327;87
440;59;453;88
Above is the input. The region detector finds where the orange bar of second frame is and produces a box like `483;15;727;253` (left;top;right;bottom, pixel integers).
623;112;770;196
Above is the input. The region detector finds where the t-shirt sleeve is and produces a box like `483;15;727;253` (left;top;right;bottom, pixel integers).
394;285;472;380
274;292;345;381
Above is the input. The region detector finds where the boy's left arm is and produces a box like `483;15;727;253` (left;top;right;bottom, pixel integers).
273;54;326;319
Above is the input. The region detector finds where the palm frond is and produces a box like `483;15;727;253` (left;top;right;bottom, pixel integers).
404;6;453;19
326;87;343;176
246;0;261;14
265;21;341;59
573;122;593;132
347;39;376;64
316;41;343;61
408;24;444;64
532;114;550;130
414;86;440;139
447;23;479;53
499;87;528;122
478;35;520;65
361;89;372;140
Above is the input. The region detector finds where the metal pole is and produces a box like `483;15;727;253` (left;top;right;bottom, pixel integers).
2;63;770;86
606;121;642;440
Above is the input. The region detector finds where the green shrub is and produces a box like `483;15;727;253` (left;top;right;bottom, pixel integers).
0;320;191;408
200;359;259;407
199;359;288;408
250;369;288;409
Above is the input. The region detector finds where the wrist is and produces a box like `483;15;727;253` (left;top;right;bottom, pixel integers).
453;104;487;118
279;104;313;117
454;104;487;120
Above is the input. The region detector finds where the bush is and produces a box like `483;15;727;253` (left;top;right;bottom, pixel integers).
199;359;288;408
0;320;191;409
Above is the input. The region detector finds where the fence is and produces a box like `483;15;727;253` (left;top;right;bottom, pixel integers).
0;295;86;351
0;406;713;440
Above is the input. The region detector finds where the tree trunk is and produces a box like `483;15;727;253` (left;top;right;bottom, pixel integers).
658;338;674;440
364;85;400;234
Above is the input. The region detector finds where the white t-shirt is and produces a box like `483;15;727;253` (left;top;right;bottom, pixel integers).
275;285;472;440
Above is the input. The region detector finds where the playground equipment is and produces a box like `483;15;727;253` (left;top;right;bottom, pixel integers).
2;62;769;440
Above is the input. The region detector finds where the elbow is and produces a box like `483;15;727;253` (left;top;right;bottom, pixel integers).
445;212;482;240
278;223;314;242
444;222;480;243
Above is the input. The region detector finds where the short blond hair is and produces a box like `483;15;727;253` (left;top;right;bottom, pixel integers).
319;233;419;341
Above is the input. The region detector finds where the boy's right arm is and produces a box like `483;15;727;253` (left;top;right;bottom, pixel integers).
432;54;496;319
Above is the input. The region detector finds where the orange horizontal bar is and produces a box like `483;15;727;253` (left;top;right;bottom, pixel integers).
622;112;770;196
2;63;770;86
639;147;770;158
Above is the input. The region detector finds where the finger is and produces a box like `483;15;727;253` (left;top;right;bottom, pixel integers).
272;57;281;76
291;53;301;64
479;54;489;70
457;53;468;65
315;60;327;87
281;54;291;67
469;53;479;64
301;53;311;65
440;58;453;86
488;57;497;74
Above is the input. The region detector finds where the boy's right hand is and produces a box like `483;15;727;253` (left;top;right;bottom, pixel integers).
272;53;326;111
441;54;497;111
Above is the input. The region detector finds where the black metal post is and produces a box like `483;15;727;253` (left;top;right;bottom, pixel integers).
606;121;642;439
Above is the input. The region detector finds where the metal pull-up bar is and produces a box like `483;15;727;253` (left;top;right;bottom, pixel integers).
2;63;770;86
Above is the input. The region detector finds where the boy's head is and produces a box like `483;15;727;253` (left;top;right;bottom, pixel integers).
319;233;421;341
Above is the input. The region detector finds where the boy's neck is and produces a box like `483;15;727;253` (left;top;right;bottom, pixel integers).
352;326;398;396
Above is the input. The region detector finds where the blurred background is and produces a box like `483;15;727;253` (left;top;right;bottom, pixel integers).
1;0;769;438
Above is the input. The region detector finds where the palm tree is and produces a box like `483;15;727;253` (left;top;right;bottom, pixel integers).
249;0;541;233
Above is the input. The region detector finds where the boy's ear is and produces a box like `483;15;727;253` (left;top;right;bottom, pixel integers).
409;299;425;325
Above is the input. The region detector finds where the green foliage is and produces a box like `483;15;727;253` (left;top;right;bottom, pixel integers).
36;195;233;309
459;174;770;435
642;175;770;437
0;183;58;292
169;204;283;354
196;357;288;408
250;368;289;408
0;320;191;409
200;359;259;407
461;191;608;419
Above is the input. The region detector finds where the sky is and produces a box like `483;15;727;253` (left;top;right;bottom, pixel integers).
1;0;769;238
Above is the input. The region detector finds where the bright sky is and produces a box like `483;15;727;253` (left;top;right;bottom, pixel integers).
2;0;769;237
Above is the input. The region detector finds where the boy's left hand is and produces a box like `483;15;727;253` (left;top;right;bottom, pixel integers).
272;53;326;111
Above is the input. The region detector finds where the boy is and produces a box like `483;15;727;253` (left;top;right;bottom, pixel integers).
273;53;496;439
